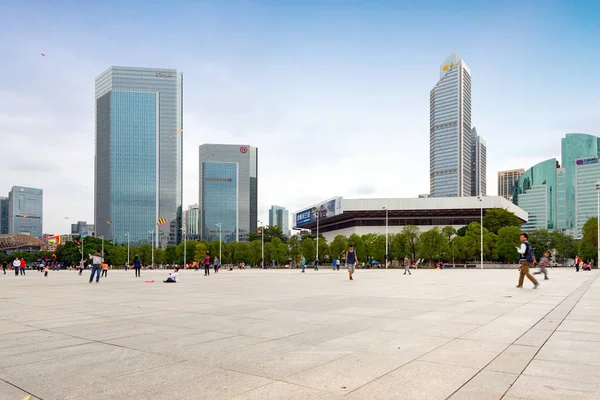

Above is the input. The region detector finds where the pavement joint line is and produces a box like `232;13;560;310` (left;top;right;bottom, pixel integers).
0;376;42;400
456;273;599;400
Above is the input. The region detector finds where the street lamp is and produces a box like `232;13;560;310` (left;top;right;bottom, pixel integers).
316;212;319;265
215;223;222;263
180;227;187;268
596;181;600;269
258;220;264;269
383;206;389;269
477;195;483;270
124;233;130;267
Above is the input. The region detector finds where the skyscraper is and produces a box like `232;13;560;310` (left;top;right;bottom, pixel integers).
199;144;258;243
471;127;487;196
0;197;8;234
430;50;472;197
184;204;200;241
7;186;43;238
269;205;290;236
94;67;183;247
498;169;525;201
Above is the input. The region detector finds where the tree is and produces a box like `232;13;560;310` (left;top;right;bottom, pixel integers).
441;226;457;262
154;248;165;265
108;245;127;266
234;242;251;263
330;235;348;260
496;226;521;262
315;237;329;261
391;233;410;261
579;217;598;261
165;246;177;264
270;238;288;265
301;237;315;261
348;234;365;261
464;222;490;261
529;229;553;259
417;227;445;266
551;230;577;264
138;244;152;265
483;208;523;234
402;225;420;261
177;240;198;265
225;241;238;264
248;225;288;243
249;240;262;265
194;242;208;262
288;235;301;263
485;231;498;261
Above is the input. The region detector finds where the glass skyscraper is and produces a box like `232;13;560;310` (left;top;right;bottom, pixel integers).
269;205;290;236
199;144;258;244
184;204;201;241
498;169;524;201
0;197;8;234
430;50;473;197
94;67;183;246
7;186;43;238
471;127;486;196
574;160;600;239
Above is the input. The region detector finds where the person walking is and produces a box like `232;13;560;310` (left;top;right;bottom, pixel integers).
345;244;359;280
516;233;539;289
2;260;7;275
101;262;109;278
88;250;103;283
78;260;84;275
133;255;141;277
403;256;412;275
213;256;220;274
203;252;211;276
19;258;26;275
13;258;19;276
534;251;551;280
301;256;306;273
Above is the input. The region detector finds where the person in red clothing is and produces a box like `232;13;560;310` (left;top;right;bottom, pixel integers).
203;252;211;276
19;258;26;275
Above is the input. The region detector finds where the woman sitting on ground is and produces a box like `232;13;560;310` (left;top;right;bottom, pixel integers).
163;267;179;283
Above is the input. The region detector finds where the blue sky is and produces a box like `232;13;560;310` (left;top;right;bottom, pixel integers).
1;0;599;234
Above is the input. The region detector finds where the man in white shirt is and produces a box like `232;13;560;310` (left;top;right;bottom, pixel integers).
12;259;20;276
88;251;103;283
163;267;179;283
516;233;539;289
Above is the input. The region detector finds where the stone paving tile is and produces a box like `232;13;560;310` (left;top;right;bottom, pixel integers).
485;344;539;374
230;381;340;400
419;338;508;369
447;370;517;400
506;374;600;400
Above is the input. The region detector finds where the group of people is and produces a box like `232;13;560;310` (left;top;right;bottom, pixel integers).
574;255;594;272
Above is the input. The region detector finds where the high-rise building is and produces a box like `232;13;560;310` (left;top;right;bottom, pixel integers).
498;169;524;201
71;221;95;237
430;50;472;198
94;66;183;247
7;186;43;238
471;128;487;196
269;205;290;236
513;133;600;237
0;197;8;234
199;144;258;243
184;204;200;241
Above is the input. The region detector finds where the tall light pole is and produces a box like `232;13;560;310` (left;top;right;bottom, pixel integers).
125;233;130;267
258;220;264;268
216;223;222;263
149;230;154;268
384;206;388;269
316;212;319;264
596;181;600;269
477;195;483;270
180;227;187;267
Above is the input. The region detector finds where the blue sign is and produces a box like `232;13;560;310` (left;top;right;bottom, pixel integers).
296;209;312;225
576;157;598;165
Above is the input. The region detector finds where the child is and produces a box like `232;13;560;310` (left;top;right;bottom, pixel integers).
534;252;551;280
101;262;109;277
44;263;49;277
163;267;179;283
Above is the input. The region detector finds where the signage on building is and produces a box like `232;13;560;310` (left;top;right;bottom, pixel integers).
240;146;248;154
576;157;598;165
295;197;343;226
155;72;173;78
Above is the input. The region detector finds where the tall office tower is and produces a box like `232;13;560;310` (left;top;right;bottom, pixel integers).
498;169;525;201
0;197;8;234
199;144;258;244
94;67;183;247
471;128;487;196
269;205;290;236
430;50;472;197
184;204;201;241
7;186;43;238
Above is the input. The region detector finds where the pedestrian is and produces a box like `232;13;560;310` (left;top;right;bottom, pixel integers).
101;262;109;278
133;255;141;277
78;261;84;275
314;259;319;271
574;255;582;272
345;244;359;281
534;251;551;280
301;256;306;273
516;233;539;289
124;263;128;272
19;258;26;275
203;252;211;276
163;267;179;283
39;261;45;274
13;258;19;276
332;258;338;271
404;256;412;275
43;263;49;277
213;256;220;273
2;260;7;274
88;250;103;283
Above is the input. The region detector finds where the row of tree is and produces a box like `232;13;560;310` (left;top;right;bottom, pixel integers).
2;210;597;267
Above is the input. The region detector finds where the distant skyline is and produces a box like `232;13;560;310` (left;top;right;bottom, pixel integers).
1;0;599;234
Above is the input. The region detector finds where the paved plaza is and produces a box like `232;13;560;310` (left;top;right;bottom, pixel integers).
0;267;599;400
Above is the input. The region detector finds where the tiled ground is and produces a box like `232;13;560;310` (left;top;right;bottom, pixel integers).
0;267;598;399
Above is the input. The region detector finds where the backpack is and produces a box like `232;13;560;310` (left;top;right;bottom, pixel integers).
524;242;534;262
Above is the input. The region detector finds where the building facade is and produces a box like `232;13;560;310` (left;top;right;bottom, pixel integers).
94;66;183;247
471;128;487;196
7;186;43;238
184;204;201;241
574;158;600;239
269;205;290;236
430;50;472;198
498;169;524;201
199;144;258;243
71;221;95;237
513;159;559;231
0;197;8;234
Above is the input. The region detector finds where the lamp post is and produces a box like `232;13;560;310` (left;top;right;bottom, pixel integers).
216;223;222;263
477;195;483;270
384;206;389;269
316;212;319;265
596;181;600;268
258;220;264;268
180;227;187;268
125;233;130;267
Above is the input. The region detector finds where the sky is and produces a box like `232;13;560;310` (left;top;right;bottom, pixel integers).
1;0;599;235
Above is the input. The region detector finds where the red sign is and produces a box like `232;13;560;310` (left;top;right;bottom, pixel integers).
240;146;248;154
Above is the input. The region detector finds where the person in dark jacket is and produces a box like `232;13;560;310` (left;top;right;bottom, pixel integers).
133;255;142;278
